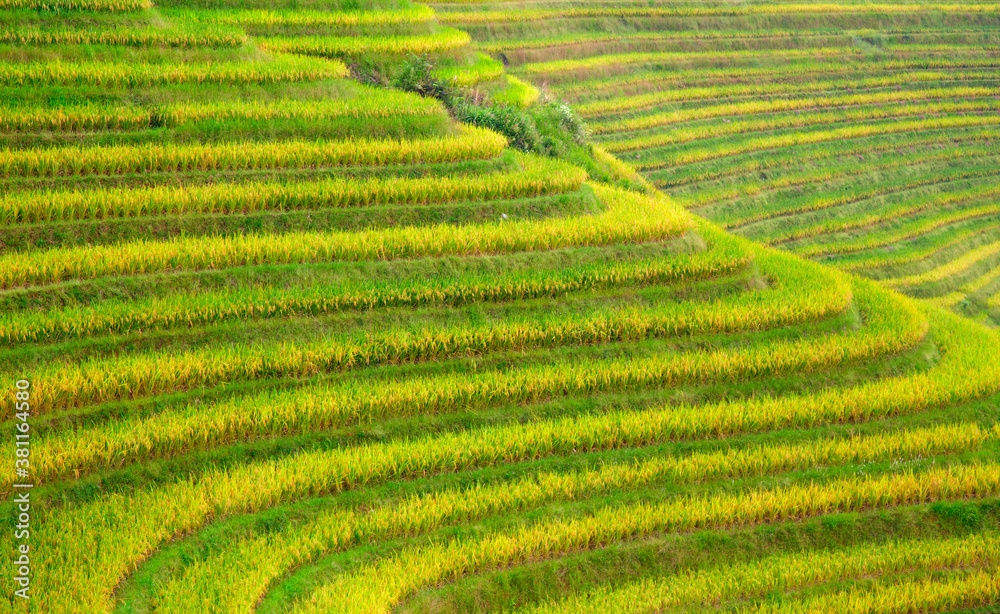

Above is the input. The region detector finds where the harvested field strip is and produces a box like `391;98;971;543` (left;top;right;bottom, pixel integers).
575;70;1000;115
602;99;1000;152
633;116;1000;167
518;45;1000;77
442;5;1000;25
886;238;1000;288
591;86;1000;135
479;28;998;55
752;187;1000;246
555;58;1000;99
650;129;1000;186
522;532;1000;614
838;219;1000;272
794;202;1000;258
962;261;1000;294
676;145;1000;209
716;167;1000;230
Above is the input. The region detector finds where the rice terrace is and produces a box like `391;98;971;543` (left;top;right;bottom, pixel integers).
1;0;1000;610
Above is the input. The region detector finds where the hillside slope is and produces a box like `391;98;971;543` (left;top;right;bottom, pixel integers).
441;0;1000;325
0;1;999;613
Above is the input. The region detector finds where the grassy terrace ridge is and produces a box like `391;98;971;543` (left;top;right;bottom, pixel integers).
0;0;998;613
454;0;1000;324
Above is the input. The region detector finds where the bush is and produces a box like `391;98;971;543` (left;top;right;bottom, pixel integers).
452;100;541;152
394;54;451;101
389;55;586;155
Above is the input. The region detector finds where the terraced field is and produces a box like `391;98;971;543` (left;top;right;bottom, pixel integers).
1;0;999;613
443;1;1000;323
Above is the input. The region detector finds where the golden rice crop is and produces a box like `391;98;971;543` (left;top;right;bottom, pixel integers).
747;571;1000;614
493;75;542;108
922;292;968;309
635;115;1000;168
436;52;504;87
590;143;653;190
0;0;148;9
653;129;1000;188
886;237;1000;289
441;4;1000;24
603;99;1000;152
961;257;1000;293
11;306;998;613
0;55;346;87
527;532;1000;613
0;25;246;47
0;182;691;289
0;152;583;223
258;28;471;58
989;291;1000;309
0;236;749;344
839;222;1000;273
21;277;929;480
680;144;995;209
292;461;1000;613
172;5;435;27
715;170;1000;230
757;183;1000;246
151;423;993;614
794;202;1000;258
0;92;443;133
591;86;1000;135
0;124;506;178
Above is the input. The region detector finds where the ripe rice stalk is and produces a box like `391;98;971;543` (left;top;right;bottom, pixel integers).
0;55;346;87
0;92;444;133
0;124;506;178
0;182;690;289
0;237;749;344
634;116;1000;168
292;461;1000;613
0;152;583;224
526;532;1000;613
11;310;998;613
258;28;471;58
603;99;1000;152
150;423;994;614
441;4;1000;22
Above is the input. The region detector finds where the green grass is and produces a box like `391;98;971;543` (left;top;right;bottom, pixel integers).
3;0;1000;612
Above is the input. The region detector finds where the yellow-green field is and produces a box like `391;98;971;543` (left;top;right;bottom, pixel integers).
447;0;1000;321
0;0;998;612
